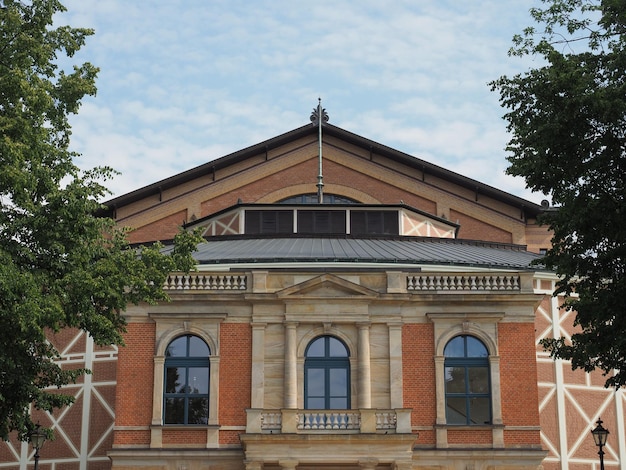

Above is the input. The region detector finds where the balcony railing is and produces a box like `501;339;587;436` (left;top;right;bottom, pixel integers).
246;409;411;434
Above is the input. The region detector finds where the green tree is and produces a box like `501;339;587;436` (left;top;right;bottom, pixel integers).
0;0;201;440
491;0;626;387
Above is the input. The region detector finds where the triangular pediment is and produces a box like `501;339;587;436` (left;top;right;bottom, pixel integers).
277;273;378;299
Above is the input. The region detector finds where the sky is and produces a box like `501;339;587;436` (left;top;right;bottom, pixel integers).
57;0;547;204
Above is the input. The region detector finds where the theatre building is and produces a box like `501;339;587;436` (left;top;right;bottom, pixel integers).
1;109;624;469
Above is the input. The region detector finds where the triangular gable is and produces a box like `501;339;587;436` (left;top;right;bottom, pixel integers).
277;273;378;299
101;120;548;251
103;123;542;220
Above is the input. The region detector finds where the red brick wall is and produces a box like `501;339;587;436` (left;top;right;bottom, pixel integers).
163;429;206;445
113;323;155;446
219;322;251;444
450;209;513;244
201;158;437;219
499;322;540;429
402;323;436;443
448;428;492;445
126;210;187;244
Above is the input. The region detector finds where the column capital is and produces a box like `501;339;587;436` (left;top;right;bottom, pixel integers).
244;460;263;470
359;457;379;470
278;459;299;470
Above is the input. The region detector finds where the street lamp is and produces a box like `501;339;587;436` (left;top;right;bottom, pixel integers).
591;418;609;470
29;424;47;470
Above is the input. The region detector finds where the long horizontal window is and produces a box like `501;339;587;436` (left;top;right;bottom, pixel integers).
245;210;293;234
350;210;398;235
244;208;401;235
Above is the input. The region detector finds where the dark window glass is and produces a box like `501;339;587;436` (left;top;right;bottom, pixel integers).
163;335;210;425
350;211;399;235
307;337;325;357
245;210;293;234
165;336;187;357
297;210;346;234
278;194;358;204
444;335;491;425
305;336;350;409
466;337;488;357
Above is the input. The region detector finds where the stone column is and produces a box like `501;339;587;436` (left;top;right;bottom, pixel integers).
388;323;403;409
251;323;266;408
357;322;372;409
489;355;504;448
284;322;298;408
434;355;448;448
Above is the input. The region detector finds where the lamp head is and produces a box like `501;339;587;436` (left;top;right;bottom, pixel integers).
29;424;47;451
591;418;609;447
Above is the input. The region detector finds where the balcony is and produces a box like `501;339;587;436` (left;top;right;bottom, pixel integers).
245;408;412;434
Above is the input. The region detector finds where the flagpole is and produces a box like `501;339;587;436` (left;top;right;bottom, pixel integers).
316;98;324;204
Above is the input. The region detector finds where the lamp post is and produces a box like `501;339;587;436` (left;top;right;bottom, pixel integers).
591;418;609;470
29;424;47;470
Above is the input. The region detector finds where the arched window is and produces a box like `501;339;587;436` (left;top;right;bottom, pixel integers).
304;336;350;409
444;335;491;425
164;335;210;425
278;193;358;204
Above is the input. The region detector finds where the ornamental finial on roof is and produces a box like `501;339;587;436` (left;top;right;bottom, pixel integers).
310;98;329;125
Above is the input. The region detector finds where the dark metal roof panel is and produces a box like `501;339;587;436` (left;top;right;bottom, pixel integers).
189;237;542;269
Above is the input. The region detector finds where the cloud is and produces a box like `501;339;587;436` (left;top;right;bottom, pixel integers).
58;0;543;204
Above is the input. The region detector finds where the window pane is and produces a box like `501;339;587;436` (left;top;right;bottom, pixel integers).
164;398;185;424
466;337;488;357
328;337;348;357
468;367;489;393
383;211;399;234
306;338;325;357
187;397;209;424
444;336;465;357
297;210;346;233
165;367;187;393
307;398;325;409
189;336;209;356
329;368;347;396
329;397;348;409
188;367;209;394
446;397;467;424
329;211;346;232
166;336;187;357
307;368;325;396
445;366;466;393
469;397;491;425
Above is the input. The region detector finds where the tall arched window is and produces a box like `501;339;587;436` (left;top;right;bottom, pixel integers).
304;336;350;409
444;335;491;425
164;335;210;425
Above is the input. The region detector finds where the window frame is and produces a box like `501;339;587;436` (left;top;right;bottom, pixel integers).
163;335;211;425
304;335;351;410
428;313;504;448
444;335;491;426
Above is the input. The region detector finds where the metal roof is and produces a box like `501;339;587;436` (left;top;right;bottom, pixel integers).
184;236;543;270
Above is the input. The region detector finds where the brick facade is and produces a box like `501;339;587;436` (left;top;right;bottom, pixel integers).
9;123;622;470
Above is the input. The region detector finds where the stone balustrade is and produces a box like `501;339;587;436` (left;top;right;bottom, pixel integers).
407;274;520;291
245;409;411;434
163;273;247;290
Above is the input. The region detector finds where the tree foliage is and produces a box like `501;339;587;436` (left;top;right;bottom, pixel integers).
491;0;626;387
0;0;201;440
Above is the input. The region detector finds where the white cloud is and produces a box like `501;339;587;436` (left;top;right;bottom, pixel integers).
58;0;543;204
